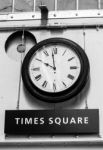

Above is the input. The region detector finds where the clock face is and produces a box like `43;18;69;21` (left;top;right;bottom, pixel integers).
29;44;81;93
22;38;90;103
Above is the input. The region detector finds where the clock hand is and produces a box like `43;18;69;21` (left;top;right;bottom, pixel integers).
52;51;56;70
45;63;55;69
35;58;54;69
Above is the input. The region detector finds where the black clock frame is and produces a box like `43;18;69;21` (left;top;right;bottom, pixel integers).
21;38;90;103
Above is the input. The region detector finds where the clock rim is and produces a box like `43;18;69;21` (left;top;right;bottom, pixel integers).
21;38;90;103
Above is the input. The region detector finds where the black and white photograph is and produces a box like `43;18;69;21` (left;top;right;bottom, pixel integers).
0;0;103;150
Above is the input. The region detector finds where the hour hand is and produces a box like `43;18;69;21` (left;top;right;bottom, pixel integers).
35;58;54;69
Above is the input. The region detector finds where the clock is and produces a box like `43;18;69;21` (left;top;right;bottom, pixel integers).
21;38;90;103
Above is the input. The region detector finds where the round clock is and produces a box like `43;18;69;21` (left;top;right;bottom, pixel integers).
22;38;90;103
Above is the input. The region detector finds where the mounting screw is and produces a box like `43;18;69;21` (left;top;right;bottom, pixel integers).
11;15;14;19
97;13;101;15
32;15;35;18
54;14;57;17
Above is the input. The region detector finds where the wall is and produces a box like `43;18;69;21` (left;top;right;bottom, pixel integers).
0;0;103;149
1;0;103;12
0;23;103;147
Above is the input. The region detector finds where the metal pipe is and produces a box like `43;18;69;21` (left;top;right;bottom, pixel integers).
12;0;15;13
16;29;25;110
76;0;79;10
98;0;101;9
33;0;36;12
83;26;89;109
55;0;58;11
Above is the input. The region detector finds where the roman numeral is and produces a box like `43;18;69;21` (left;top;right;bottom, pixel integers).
62;81;67;87
62;50;67;56
35;74;41;81
68;74;74;80
70;66;78;69
53;47;57;54
68;57;75;61
31;67;40;71
42;81;48;88
53;82;56;92
43;50;49;56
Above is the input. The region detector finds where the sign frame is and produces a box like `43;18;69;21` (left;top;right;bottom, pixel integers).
5;109;99;135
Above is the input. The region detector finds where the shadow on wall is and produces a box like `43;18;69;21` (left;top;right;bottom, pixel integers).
5;30;37;62
22;75;90;110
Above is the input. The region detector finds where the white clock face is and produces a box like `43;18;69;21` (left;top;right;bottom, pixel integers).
29;44;81;93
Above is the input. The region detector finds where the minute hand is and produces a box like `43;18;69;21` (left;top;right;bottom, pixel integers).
52;52;56;70
36;58;54;69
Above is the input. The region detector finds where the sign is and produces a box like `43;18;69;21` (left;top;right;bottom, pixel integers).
5;109;99;135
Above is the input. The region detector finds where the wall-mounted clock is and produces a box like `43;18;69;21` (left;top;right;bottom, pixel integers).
22;38;90;103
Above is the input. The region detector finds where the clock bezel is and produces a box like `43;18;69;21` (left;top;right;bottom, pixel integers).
22;38;90;103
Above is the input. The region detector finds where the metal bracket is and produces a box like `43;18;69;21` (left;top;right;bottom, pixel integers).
39;5;48;25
